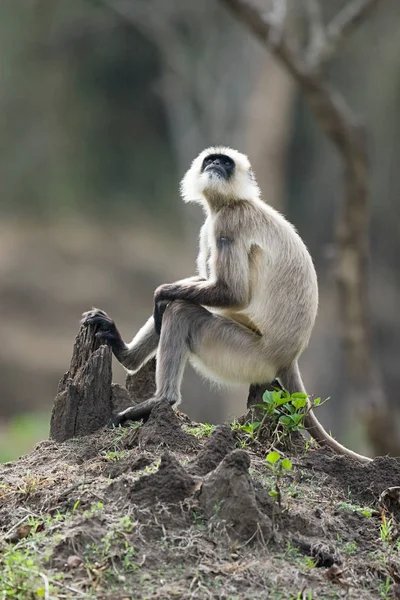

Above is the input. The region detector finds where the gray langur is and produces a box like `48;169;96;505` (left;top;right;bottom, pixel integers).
82;146;372;463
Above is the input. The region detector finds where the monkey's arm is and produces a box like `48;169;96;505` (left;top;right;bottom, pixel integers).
82;309;158;372
154;237;250;333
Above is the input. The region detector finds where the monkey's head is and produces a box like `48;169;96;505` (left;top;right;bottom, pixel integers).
180;146;260;206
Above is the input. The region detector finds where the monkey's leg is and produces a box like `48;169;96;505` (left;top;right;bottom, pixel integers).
82;308;158;372
112;300;275;426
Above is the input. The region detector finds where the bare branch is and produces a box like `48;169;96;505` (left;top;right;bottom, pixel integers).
314;0;383;68
221;0;310;82
305;0;327;65
222;0;359;156
268;0;287;46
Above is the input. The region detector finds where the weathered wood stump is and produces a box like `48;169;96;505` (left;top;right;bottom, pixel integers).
50;323;113;442
50;324;157;442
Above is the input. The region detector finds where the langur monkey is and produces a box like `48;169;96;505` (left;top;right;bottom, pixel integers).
82;146;372;464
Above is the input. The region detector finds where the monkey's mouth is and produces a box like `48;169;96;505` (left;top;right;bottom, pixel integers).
205;164;226;179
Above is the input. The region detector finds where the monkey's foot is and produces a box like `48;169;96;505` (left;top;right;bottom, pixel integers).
81;308;125;356
110;396;176;427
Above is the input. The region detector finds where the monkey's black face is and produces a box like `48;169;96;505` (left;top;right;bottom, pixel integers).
201;154;235;181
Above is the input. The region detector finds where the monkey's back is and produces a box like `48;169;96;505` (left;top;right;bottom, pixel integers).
235;199;318;364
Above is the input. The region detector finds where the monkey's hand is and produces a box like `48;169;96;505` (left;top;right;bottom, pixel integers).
153;277;207;335
81;308;126;358
153;281;197;334
153;299;170;336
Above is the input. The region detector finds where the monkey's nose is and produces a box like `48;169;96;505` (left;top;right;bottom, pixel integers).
213;159;220;166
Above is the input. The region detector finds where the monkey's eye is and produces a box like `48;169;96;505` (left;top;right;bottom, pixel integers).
206;158;212;165
225;161;231;166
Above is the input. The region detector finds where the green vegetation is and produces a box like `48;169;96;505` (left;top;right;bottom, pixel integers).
0;410;50;463
186;423;216;438
232;389;323;451
336;501;377;518
265;451;293;506
256;389;322;436
101;449;129;462
84;515;139;583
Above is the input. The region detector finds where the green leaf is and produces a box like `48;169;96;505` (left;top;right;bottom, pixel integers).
313;397;321;406
279;416;292;427
269;490;279;497
291;398;307;409
291;415;304;425
241;424;253;433
266;451;280;464
262;391;275;404
291;392;308;399
281;458;292;470
276;397;290;407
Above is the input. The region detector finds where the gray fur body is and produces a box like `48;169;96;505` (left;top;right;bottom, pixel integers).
83;146;371;463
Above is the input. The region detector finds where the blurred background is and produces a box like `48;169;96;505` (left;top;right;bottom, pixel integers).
1;0;399;462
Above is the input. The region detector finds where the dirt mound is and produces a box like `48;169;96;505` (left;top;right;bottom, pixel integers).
137;400;200;452
189;423;236;476
129;451;198;505
305;449;400;504
199;449;272;541
2;396;400;598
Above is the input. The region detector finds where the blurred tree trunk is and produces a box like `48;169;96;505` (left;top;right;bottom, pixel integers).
245;56;294;211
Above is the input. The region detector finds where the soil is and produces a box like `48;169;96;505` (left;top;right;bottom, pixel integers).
2;401;400;599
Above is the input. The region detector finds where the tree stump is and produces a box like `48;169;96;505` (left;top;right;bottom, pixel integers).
50;323;113;442
50;323;157;442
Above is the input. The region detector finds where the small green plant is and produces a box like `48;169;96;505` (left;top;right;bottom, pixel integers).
265;451;293;507
343;541;357;555
337;501;377;517
102;449;128;462
303;556;317;569
83;501;105;518
379;576;392;599
17;471;39;496
231;420;261;445
296;590;314;600
143;460;160;474
380;513;394;544
256;389;322;437
84;514;139;581
187;423;216;438
0;545;60;599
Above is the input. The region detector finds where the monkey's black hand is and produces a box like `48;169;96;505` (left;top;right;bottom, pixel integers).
81;308;126;358
153;299;170;336
153;278;206;334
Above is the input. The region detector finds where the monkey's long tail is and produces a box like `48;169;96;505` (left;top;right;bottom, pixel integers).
279;361;372;464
